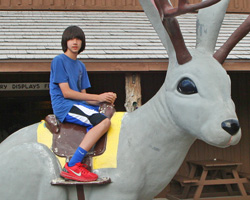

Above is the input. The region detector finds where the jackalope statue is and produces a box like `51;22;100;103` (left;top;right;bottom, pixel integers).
0;0;249;200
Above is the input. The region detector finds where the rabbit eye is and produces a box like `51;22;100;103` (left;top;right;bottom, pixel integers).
177;78;197;95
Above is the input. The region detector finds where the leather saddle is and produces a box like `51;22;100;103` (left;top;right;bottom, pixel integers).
44;103;115;167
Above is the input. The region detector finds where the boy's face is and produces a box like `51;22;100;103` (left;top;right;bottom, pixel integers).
66;38;82;54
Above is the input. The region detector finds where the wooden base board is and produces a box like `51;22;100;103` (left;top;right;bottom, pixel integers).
51;177;111;185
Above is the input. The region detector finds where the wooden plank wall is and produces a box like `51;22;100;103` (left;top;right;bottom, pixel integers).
0;0;142;10
171;0;250;13
0;0;249;13
228;0;250;13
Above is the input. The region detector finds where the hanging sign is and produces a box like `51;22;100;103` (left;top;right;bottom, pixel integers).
0;82;49;91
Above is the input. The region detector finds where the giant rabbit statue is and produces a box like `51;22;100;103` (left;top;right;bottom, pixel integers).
0;0;249;199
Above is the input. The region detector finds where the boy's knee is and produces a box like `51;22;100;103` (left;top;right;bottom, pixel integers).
89;113;109;127
102;118;111;128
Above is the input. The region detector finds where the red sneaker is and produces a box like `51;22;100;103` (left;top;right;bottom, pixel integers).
60;162;98;182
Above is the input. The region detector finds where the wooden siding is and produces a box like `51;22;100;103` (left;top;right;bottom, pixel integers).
171;0;250;13
228;0;250;13
0;0;142;11
0;0;250;12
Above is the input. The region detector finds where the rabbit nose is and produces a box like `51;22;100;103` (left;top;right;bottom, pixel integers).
221;119;240;136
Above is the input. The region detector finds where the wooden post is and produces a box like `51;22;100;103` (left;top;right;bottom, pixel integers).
124;73;141;112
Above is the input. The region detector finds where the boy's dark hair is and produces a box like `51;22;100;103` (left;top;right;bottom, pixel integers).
61;26;86;54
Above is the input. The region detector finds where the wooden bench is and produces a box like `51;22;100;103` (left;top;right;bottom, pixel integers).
166;175;199;199
238;172;250;180
167;161;250;199
173;175;199;186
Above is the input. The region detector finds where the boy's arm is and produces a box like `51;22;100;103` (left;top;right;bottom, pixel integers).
59;82;116;105
80;89;101;106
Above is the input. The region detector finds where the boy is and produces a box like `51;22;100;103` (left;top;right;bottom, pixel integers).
49;26;117;182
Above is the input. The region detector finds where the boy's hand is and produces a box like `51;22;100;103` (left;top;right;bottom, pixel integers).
99;92;117;105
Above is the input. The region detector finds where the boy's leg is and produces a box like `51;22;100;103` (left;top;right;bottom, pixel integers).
68;118;110;167
60;104;110;182
79;118;110;151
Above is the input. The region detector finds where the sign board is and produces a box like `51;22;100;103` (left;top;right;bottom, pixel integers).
0;83;49;91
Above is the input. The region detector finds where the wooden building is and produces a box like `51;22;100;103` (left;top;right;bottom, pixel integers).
0;0;249;198
0;0;250;12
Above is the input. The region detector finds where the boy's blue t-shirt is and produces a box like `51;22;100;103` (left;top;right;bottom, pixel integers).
50;54;91;122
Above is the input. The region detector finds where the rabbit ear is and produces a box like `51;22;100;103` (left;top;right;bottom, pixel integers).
139;0;176;61
196;0;230;54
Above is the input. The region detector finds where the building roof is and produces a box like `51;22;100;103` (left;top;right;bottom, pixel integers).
0;11;249;71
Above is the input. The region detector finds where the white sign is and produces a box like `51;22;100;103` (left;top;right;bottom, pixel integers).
0;82;49;91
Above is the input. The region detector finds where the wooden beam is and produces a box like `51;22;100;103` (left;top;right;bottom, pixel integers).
0;60;169;72
124;73;141;112
0;60;249;72
0;61;51;72
223;61;250;71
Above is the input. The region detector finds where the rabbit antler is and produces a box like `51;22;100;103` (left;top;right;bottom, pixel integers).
154;0;221;64
214;14;250;64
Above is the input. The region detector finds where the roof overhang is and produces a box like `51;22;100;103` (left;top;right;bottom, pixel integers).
1;59;249;73
1;11;249;72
